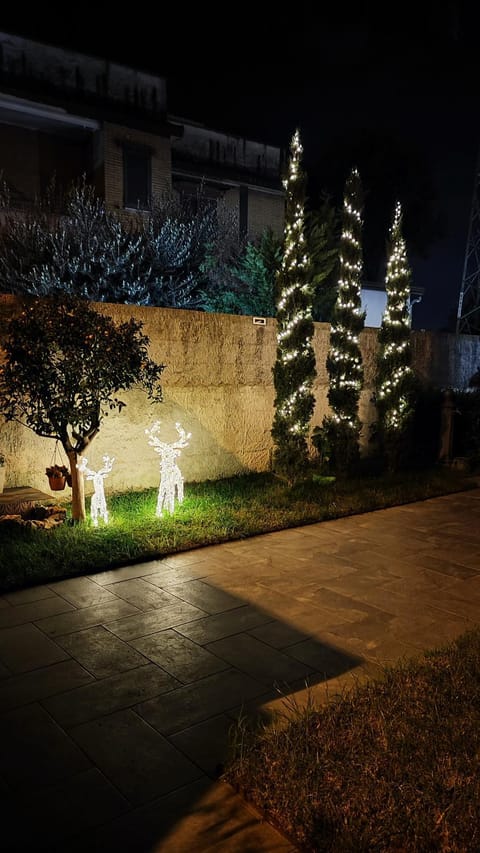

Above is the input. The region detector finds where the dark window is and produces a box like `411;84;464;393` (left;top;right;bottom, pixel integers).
123;147;151;209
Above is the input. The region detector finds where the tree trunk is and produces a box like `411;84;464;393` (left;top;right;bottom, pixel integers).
67;448;86;522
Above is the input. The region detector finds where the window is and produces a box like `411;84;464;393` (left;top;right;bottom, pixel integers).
123;146;151;209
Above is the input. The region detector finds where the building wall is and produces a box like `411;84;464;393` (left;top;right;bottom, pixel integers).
247;190;284;239
103;122;171;211
2;297;478;496
0;125;40;201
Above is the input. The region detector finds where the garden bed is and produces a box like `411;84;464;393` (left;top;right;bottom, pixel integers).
0;467;475;593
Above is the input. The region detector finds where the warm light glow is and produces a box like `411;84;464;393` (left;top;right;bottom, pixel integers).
275;128;315;436
327;166;364;433
77;455;115;526
145;421;191;517
376;201;413;432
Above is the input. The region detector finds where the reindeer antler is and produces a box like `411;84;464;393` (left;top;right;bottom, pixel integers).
77;456;93;477
146;422;191;455
172;422;192;450
99;455;115;476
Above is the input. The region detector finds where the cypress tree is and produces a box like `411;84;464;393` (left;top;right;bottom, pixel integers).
271;129;316;481
375;201;414;468
324;167;365;474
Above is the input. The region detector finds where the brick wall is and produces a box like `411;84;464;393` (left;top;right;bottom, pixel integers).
103;122;171;211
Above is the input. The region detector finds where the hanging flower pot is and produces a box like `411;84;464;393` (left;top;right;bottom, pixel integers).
46;464;69;491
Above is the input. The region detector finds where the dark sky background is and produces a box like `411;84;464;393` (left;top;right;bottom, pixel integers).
2;3;479;330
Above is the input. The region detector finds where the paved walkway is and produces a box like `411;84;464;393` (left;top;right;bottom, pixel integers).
1;488;480;852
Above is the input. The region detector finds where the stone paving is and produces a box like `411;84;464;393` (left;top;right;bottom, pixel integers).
1;488;480;851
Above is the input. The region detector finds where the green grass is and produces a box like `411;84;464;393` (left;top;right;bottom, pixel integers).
224;627;480;852
0;467;474;592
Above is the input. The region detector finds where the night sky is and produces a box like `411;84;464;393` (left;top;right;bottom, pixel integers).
1;4;479;330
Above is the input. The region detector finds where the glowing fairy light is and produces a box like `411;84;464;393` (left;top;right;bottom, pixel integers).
376;201;414;436
146;421;191;517
326;166;365;443
77;455;115;527
271;128;316;469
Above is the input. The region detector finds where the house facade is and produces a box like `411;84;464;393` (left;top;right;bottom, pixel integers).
0;31;284;238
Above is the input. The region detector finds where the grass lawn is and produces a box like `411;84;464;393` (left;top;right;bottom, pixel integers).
224;627;480;852
0;466;474;593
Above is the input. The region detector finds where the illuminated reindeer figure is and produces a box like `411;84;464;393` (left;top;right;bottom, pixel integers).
145;421;191;517
77;455;115;527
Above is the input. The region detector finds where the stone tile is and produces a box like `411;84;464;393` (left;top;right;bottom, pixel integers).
408;553;480;579
163;579;241;614
162;550;222;567
71;708;202;806
3;585;57;605
0;660;11;678
105;600;206;640
137;668;266;735
43;664;179;728
55;625;149;678
153;780;296;853
322;568;401;599
247;620;312;649
169;714;236;777
0;595;75;629
285;638;362;677
49;576;119;608
88;560;164;586
205;634;312;686
0;623;69;673
130;629;228;683
104;578;179;610
34;599;140;637
4;767;127;853
0;659;94;713
175;605;273;645
143;565;214;588
1;702;91;789
330;631;425;666
380;570;460;597
57;777;211;853
303;586;393;620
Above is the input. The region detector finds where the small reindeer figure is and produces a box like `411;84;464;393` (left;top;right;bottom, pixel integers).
145;422;191;517
77;455;115;527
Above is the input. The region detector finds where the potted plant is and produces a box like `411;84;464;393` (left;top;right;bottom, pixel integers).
0;453;5;493
46;463;70;491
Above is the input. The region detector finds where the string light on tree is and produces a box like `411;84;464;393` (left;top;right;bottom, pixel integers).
146;421;191;517
324;167;365;473
271;129;316;480
375;201;414;437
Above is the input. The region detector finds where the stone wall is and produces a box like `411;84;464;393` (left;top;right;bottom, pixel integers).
1;296;479;494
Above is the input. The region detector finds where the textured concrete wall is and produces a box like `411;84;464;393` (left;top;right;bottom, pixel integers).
1;296;480;494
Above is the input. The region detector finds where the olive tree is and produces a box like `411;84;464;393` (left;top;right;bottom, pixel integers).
0;296;164;521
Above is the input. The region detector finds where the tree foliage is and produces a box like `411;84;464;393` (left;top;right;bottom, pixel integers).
201;229;282;316
306;197;340;323
324;167;365;475
0;179;243;310
0;295;164;520
375;201;415;470
271;130;316;482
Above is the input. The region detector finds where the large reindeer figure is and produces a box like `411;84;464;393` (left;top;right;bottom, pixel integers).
77;455;115;527
145;422;191;517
